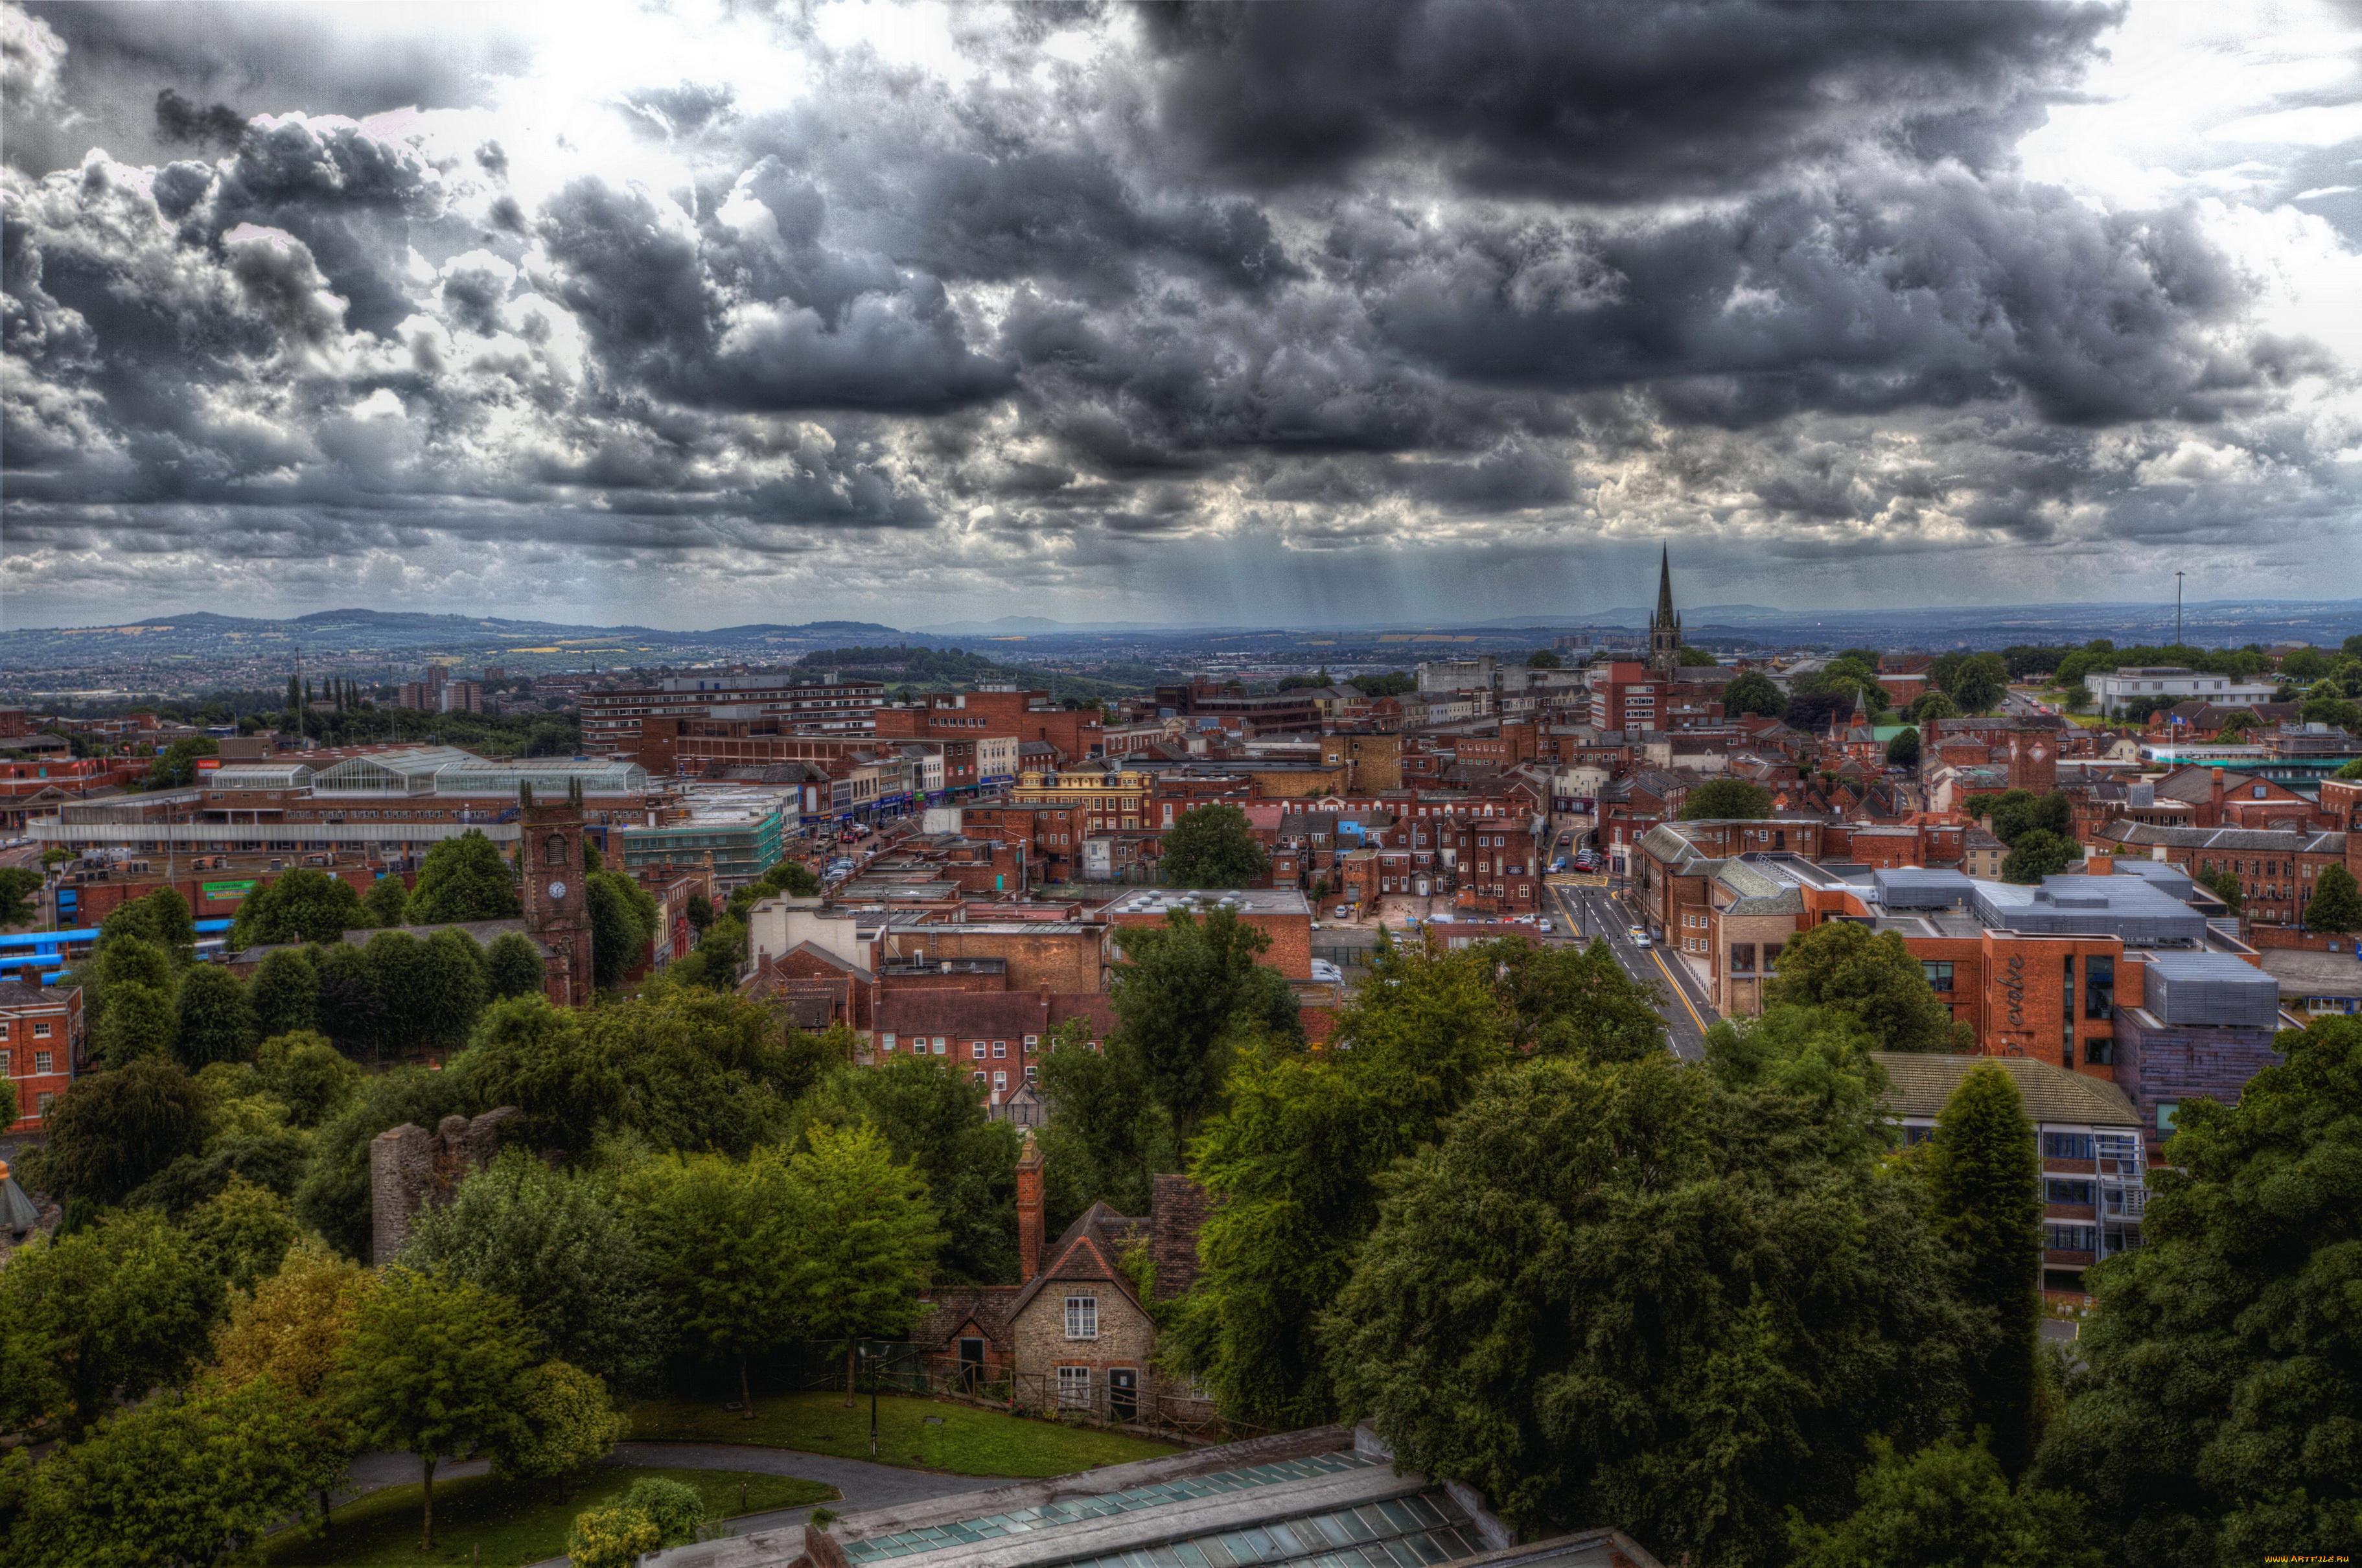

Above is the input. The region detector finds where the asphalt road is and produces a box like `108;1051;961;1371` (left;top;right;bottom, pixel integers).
1551;881;1719;1061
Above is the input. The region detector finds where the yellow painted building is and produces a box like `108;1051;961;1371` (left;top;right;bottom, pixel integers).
1013;768;1151;833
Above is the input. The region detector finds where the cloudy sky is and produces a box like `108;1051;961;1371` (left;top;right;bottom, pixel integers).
5;0;2361;630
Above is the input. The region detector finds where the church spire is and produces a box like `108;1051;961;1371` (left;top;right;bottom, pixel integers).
1655;542;1675;622
1647;542;1682;677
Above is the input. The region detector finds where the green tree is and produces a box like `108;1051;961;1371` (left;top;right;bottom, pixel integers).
789;1122;942;1402
1908;691;1962;724
491;1360;625;1501
1524;647;1562;669
1789;1436;2103;1568
1719;669;1789;719
1813;656;1890;714
229;867;364;949
1166;936;1512;1428
0;865;43;926
618;1149;803;1420
1110;906;1301;1137
1924;1063;2044;1477
332;1267;540;1551
1324;1053;1965;1565
2036;1015;2362;1563
1487;936;1667;1063
1986;789;2073;846
2280;645;2331;682
1037;1025;1175;1232
360;873;409;927
312;942;386;1059
581;986;820;1154
173;963;257;1068
96;981;178;1066
2000;829;2078;884
793;1053;1017;1286
25;1057;213;1205
1157;803;1270;888
2198;864;2243;913
485;930;547;998
143;734;220;790
251;1030;362;1128
459;996;621;1159
1886;726;1921;768
1766;921;1962;1054
0;1208;226;1435
181;1173;304;1293
2306;862;2362;934
100;888;197;963
6;1376;329;1568
2335;756;2362;781
211;1237;375;1529
417;927;490;1052
608;1475;711;1545
2214;707;2260;740
586;868;660;989
685;891;715;934
566;1503;663;1568
247;947;319;1038
1943;652;2011;713
1678;777;1776;820
406;829;521;923
1677;645;1720;667
401;1150;664;1390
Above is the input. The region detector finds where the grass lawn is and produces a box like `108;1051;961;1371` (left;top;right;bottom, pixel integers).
627;1390;1180;1477
264;1466;836;1568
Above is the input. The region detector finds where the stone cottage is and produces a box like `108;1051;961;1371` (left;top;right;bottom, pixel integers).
913;1131;1210;1427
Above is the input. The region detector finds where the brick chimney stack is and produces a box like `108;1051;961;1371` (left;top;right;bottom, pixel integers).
2210;767;2226;828
1015;1129;1045;1284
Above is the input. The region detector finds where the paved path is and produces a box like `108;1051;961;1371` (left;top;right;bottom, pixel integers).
350;1440;1002;1565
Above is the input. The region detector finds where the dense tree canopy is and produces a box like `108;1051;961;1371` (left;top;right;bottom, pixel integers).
2306;863;2362;934
1939;652;2011;713
1110;906;1302;1137
1923;1065;2044;1477
2034;1015;2362;1564
172;964;256;1069
246;949;319;1039
1678;778;1775;820
1986;789;2073;846
1158;803;1271;888
1326;1046;1966;1567
1719;669;1788;719
1885;726;1920;768
619;1148;803;1418
1789;1438;2103;1568
405;831;521;925
2000;829;2078;885
1036;1024;1175;1236
1766;921;1962;1054
789;1123;943;1398
26;1057;213;1205
0;1208;226;1435
228;868;364;949
793;1053;1015;1285
586;868;661;990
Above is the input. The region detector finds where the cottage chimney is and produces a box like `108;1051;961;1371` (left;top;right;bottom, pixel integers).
1015;1129;1045;1284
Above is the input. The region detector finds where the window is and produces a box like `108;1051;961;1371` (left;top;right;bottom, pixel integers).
2157;1101;2179;1133
1903;1124;1936;1146
1064;1296;1098;1339
2042;1132;2097;1160
2085;955;2114;1020
1730;943;1755;974
31;1022;50;1039
2046;1224;2098;1252
2083;1035;2115;1065
969;1041;986;1059
0;1049;10;1075
1921;960;1954;993
33;1092;51;1118
1024;1064;1038;1083
933;1037;948;1055
2045;1178;2095;1205
880;1033;897;1053
32;1052;51;1075
1056;1366;1091;1408
992;1070;1008;1091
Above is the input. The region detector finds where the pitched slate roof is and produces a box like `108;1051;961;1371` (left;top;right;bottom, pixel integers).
1871;1052;2140;1127
2102;822;2346;855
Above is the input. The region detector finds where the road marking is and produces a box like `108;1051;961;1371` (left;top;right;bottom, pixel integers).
1649;946;1710;1037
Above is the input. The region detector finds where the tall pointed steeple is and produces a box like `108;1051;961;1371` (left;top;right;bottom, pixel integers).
1647;542;1682;676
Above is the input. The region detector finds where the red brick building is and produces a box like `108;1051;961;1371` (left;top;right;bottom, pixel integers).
1;981;84;1133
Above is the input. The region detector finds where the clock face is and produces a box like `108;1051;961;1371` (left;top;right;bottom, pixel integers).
547;881;568;901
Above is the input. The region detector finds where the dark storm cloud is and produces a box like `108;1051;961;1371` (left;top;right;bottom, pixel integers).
4;0;2354;621
1140;0;2120;198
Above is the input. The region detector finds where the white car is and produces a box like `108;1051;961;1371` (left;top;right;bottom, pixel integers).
1537;919;1554;934
1334;906;1350;920
1631;933;1650;949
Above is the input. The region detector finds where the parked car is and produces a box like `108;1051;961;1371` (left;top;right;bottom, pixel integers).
1334;906;1350;919
1537;919;1555;934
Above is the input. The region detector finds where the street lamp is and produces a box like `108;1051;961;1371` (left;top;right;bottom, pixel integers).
862;1347;882;1458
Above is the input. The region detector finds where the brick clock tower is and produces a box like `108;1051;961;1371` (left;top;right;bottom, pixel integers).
2006;728;2057;795
520;783;592;1008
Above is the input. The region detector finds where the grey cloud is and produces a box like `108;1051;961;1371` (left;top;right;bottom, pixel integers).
1140;0;2118;198
153;87;244;148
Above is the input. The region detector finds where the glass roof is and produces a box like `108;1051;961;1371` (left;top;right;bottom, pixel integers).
842;1453;1384;1563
